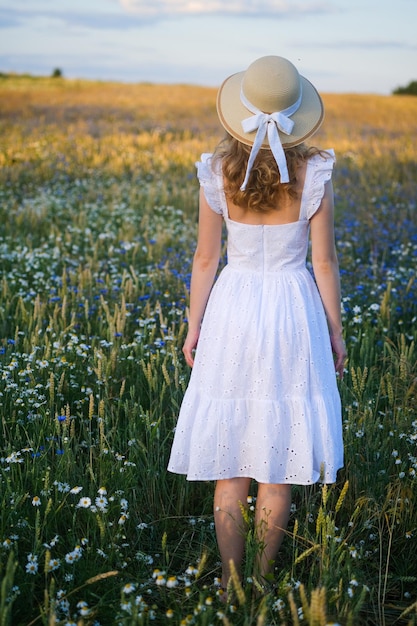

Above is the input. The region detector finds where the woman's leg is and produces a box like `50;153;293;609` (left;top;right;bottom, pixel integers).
213;477;252;588
254;483;292;581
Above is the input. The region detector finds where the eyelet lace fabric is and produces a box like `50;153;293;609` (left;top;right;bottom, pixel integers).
168;150;343;484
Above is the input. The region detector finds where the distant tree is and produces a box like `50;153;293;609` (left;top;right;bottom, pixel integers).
51;68;63;78
392;80;417;95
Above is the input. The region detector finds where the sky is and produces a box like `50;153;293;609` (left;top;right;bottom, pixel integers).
0;0;416;94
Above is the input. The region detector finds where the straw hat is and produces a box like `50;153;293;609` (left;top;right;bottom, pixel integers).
217;55;324;149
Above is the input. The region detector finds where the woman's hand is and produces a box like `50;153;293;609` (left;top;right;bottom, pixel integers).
330;333;347;379
182;328;200;367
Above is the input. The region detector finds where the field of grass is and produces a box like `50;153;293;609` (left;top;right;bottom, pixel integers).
0;74;417;625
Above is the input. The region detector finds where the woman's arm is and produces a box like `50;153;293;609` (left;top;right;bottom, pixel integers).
182;188;223;367
310;179;347;377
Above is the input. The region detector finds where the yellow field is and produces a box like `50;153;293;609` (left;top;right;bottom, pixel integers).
1;76;417;179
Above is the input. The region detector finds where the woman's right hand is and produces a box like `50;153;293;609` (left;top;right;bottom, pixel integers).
330;333;347;379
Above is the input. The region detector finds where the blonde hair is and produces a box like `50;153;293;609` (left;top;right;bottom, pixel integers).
212;134;322;213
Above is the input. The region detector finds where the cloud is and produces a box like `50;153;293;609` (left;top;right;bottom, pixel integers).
119;0;333;18
296;39;417;51
0;0;334;33
0;6;144;30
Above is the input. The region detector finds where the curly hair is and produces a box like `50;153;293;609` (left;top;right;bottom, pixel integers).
212;133;323;213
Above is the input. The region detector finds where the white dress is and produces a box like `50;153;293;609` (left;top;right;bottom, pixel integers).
168;151;343;484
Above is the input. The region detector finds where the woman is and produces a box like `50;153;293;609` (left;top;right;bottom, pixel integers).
168;55;346;593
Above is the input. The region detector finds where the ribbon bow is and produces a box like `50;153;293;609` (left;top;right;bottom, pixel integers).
239;87;302;191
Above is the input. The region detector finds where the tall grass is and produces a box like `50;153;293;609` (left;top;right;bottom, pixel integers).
0;76;417;625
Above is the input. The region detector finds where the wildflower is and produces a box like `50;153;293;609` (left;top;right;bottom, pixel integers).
54;481;70;493
118;513;128;525
122;583;136;594
217;588;226;600
95;496;108;511
137;522;148;530
205;596;213;606
32;496;41;506
98;486;107;495
26;558;39;575
70;486;83;495
5;451;24;464
47;558;60;572
155;575;166;586
57;415;66;422
65;547;82;563
120;601;132;613
76;600;90;616
76;497;91;508
166;576;178;589
272;598;285;611
58;598;70;615
135;595;148;609
49;535;59;548
166;609;174;619
185;565;198;576
2;538;13;549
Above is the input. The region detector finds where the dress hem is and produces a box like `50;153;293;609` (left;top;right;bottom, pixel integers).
167;466;344;485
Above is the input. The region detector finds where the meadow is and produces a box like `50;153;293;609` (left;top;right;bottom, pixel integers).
0;74;416;625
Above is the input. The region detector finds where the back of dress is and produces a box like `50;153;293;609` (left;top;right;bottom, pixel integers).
198;150;335;273
168;149;343;486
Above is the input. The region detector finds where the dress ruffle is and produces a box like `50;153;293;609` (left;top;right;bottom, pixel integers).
169;392;342;484
195;153;224;215
305;150;335;220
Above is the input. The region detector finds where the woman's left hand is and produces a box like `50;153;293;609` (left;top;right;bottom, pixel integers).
182;329;200;367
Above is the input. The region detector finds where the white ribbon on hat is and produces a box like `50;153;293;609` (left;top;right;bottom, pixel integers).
239;86;303;190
